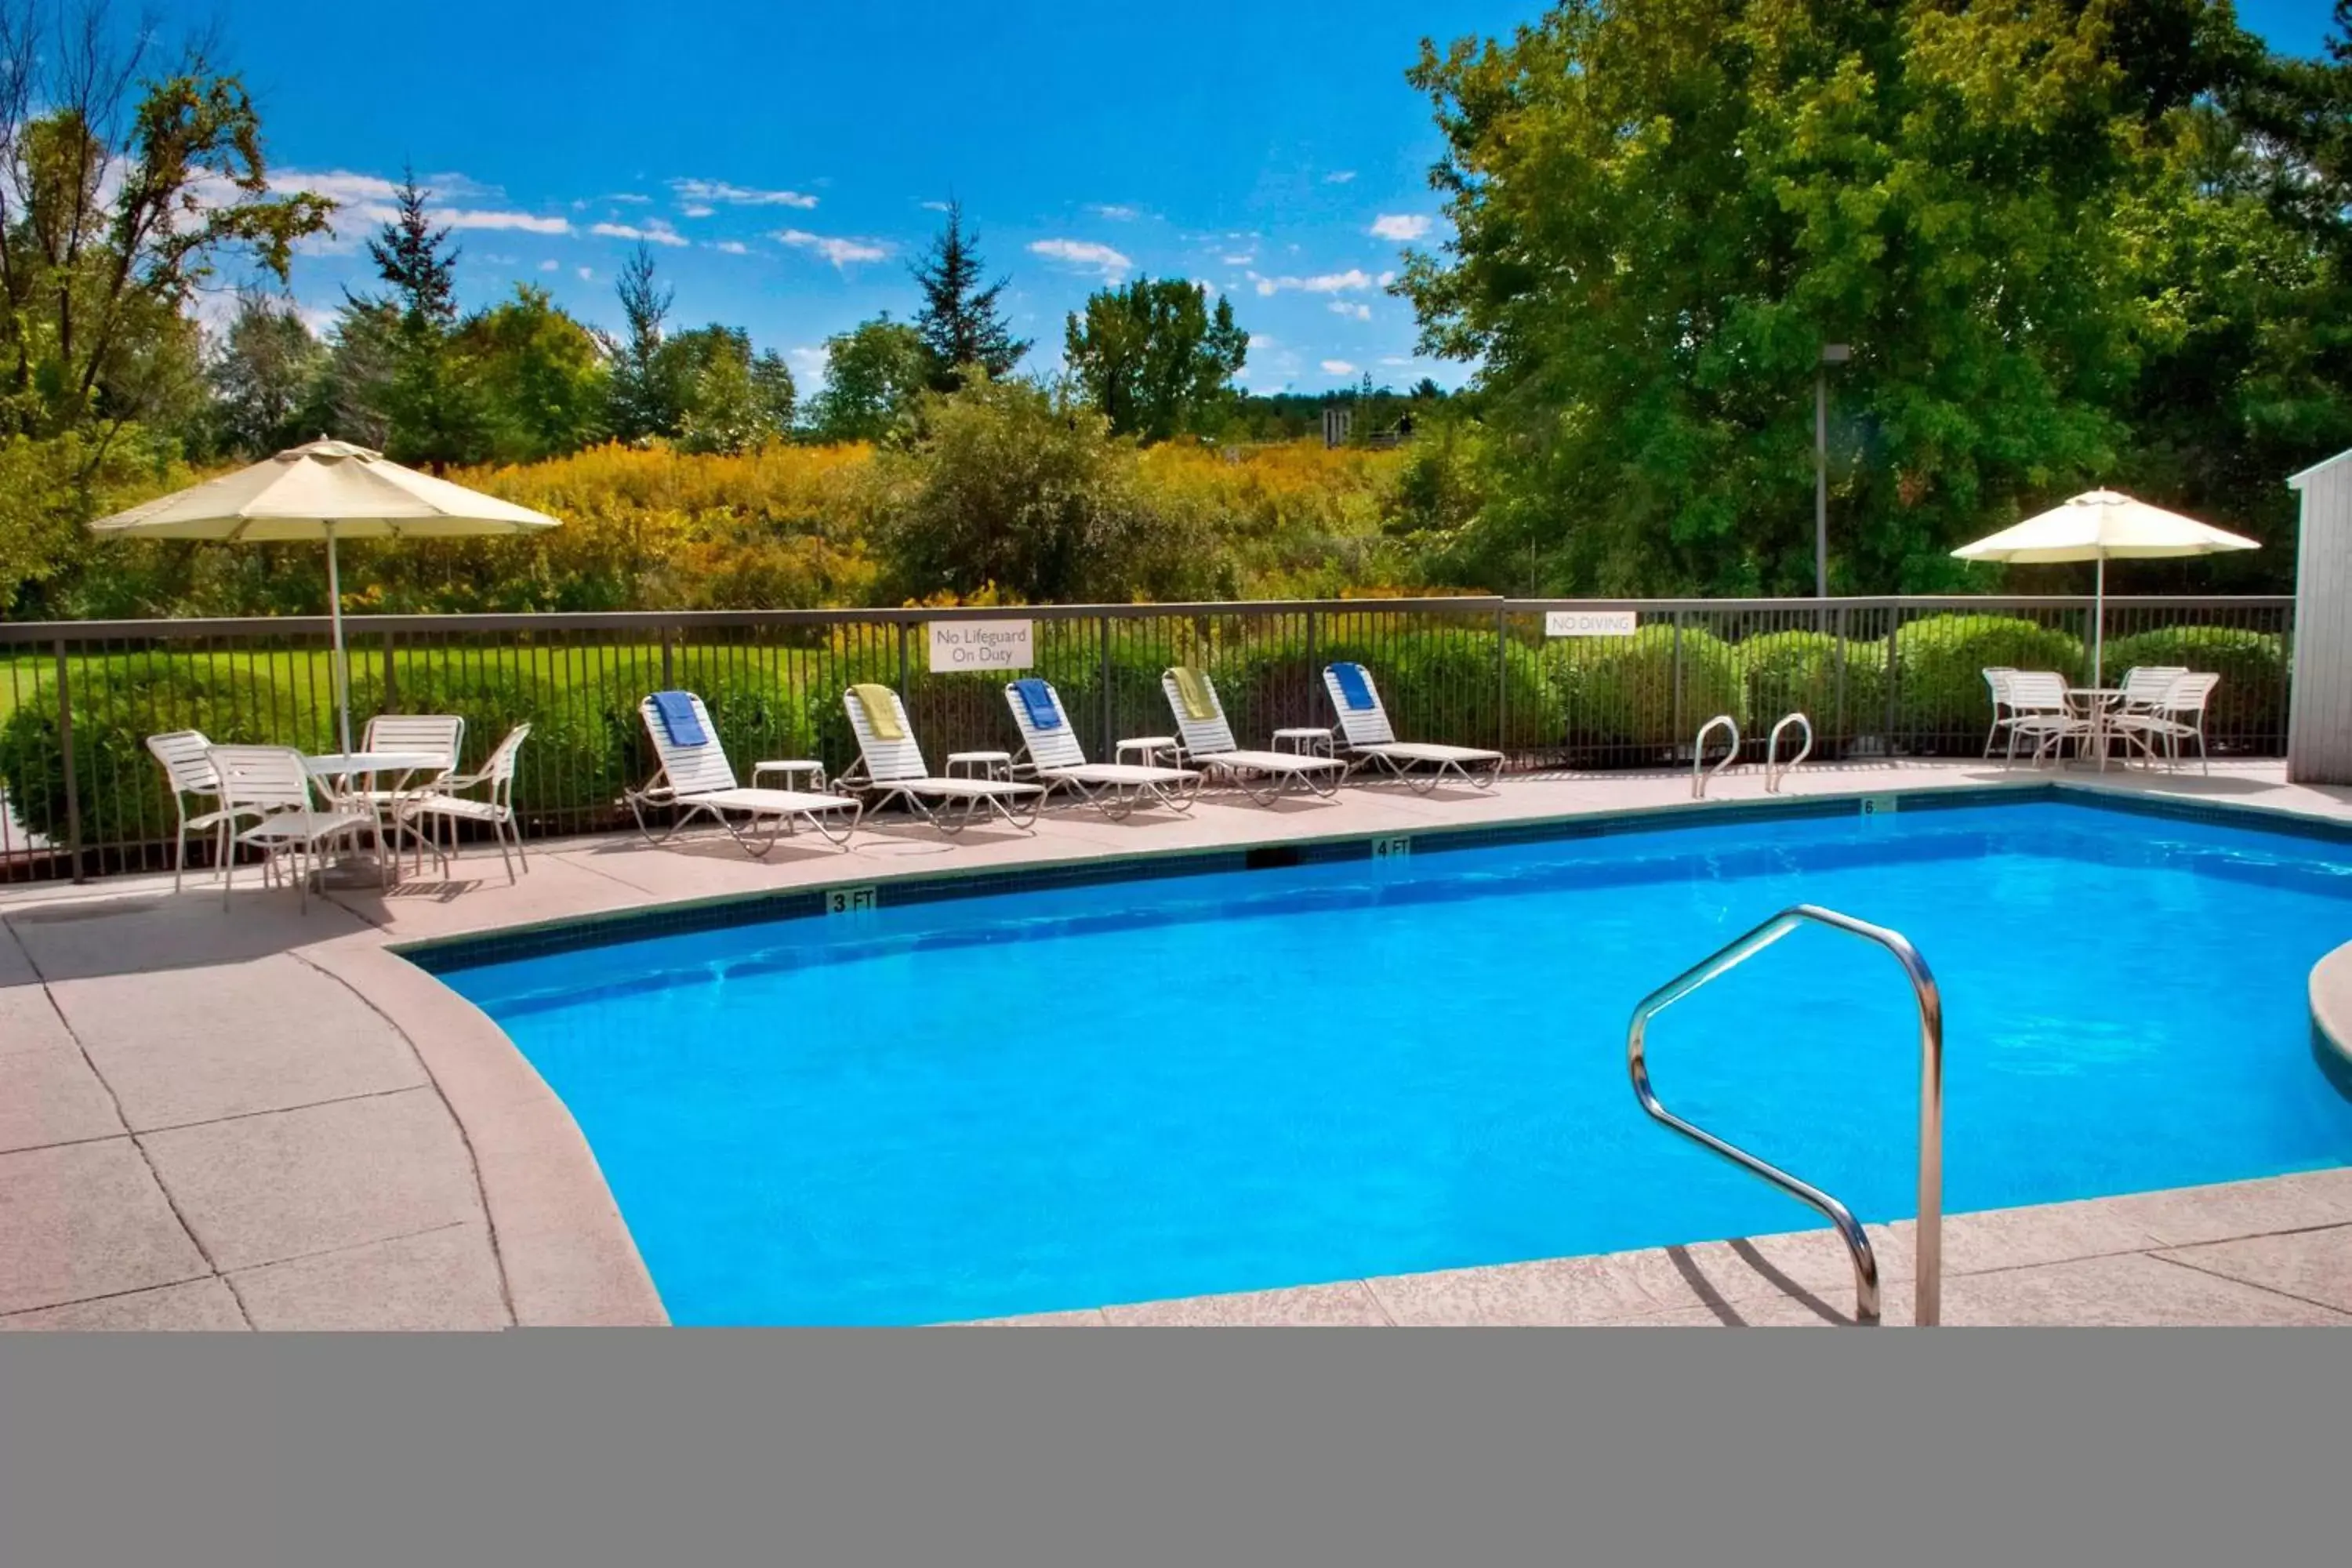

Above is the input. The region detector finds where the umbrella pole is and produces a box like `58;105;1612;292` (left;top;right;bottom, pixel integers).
326;525;352;754
2092;553;2106;688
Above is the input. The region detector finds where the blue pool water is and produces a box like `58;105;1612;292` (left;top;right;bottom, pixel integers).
440;800;2352;1326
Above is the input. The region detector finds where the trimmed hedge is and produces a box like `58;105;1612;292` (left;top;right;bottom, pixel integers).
1889;615;2086;747
1545;625;1745;753
2099;626;2287;745
1739;630;1887;739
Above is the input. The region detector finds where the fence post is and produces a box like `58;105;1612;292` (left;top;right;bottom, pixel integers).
1098;614;1114;760
54;641;84;884
1833;606;1849;750
1304;610;1319;729
1883;605;1901;750
898;622;911;696
659;625;674;690
1494;606;1509;753
1671;610;1687;749
383;630;398;710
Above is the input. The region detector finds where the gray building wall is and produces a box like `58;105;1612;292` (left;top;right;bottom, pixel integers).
2290;449;2352;784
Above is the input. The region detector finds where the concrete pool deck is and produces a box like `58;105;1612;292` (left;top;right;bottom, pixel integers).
4;756;2350;1329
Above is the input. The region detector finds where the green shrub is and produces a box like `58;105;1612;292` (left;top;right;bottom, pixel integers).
0;662;284;848
1890;614;2085;748
1737;630;1886;741
1544;624;1745;753
2098;625;2288;745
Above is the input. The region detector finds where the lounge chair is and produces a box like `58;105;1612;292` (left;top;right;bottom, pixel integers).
840;684;1044;833
1321;661;1505;792
1159;666;1346;804
627;691;862;852
205;745;379;913
1002;677;1198;819
397;723;532;882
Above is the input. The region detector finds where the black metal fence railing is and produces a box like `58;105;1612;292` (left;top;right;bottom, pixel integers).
0;594;2293;883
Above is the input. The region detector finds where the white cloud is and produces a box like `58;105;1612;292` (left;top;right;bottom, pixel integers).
1087;203;1140;221
1250;267;1374;296
590;219;688;246
710;239;751;256
539;259;559;271
1247;333;1277;350
1322;359;1357;375
269;170;568;239
1328;301;1371;321
920;199;953;212
578;267;593;280
776;228;888;266
1324;170;1357;184
339;201;569;234
789;345;830;390
1370;213;1430;241
606;192;651;204
1028;237;1132;280
680;203;716;219
672;177;818;209
1378;355;1411;367
1378;270;1396;287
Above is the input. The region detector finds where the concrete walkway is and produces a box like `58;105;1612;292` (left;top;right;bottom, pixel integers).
3;757;2349;1327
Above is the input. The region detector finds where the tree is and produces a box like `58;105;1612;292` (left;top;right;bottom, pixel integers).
804;315;928;442
0;2;332;446
1399;0;2256;595
665;324;793;454
356;170;490;468
208;291;325;456
870;374;1212;602
605;241;679;442
462;285;608;462
910;200;1027;390
1062;278;1247;441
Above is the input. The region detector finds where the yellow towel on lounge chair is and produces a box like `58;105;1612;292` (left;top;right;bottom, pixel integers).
850;683;906;740
1172;666;1216;720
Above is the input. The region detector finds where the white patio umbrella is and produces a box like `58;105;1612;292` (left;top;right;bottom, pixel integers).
1950;489;2259;683
89;438;560;753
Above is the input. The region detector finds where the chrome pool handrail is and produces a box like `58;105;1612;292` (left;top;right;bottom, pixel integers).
1625;903;1944;1326
1691;715;1740;799
1765;712;1813;793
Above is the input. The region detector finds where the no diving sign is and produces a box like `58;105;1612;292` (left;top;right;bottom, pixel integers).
927;619;1034;671
1544;610;1639;637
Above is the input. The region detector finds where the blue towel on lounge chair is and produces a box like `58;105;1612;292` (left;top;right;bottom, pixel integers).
650;690;708;747
1011;678;1062;731
1332;662;1377;712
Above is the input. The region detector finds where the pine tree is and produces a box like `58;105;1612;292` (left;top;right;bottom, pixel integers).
366;165;459;328
606;242;681;441
910;200;1028;390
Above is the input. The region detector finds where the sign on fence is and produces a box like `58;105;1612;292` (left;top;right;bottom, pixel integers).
1544;610;1639;637
926;619;1034;671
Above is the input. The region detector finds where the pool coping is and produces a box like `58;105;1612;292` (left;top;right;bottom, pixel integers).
352;767;2352;1327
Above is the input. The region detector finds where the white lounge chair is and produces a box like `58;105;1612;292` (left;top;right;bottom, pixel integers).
840;684;1044;833
1321;662;1505;792
146;729;262;892
2111;672;2220;774
205;745;379;913
1160;666;1346;804
1002;677;1198;819
397;723;532;881
628;691;863;853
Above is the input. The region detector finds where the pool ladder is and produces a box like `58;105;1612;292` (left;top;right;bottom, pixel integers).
1626;904;1944;1325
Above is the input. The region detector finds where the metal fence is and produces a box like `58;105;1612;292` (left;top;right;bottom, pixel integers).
0;594;2294;883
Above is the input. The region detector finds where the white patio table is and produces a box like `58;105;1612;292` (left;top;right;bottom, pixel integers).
304;751;448;882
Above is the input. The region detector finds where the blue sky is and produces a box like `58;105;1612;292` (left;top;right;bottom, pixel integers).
209;0;2339;397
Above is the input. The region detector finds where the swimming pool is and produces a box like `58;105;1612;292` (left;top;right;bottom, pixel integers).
435;797;2352;1326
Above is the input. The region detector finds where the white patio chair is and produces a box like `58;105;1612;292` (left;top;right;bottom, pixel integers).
146;729;262;892
349;713;463;804
1001;677;1198;820
1980;668;2017;759
1160;666;1346;804
1321;661;1505;793
627;692;862;854
839;685;1044;834
2111;672;2221;775
205;745;378;913
397;723;532;882
2002;672;2090;767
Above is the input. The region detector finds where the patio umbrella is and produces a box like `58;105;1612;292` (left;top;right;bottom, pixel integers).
89;438;560;753
1950;489;2258;684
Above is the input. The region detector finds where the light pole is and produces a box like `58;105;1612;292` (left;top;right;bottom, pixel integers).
1816;343;1850;598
